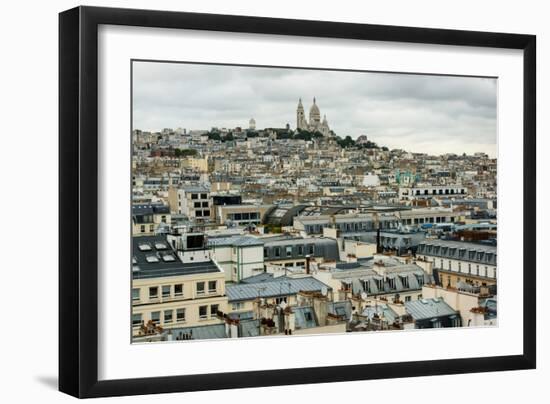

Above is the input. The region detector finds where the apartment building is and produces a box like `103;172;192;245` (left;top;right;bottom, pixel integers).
416;239;497;288
168;185;213;221
399;185;467;200
207;236;265;282
131;235;227;338
215;204;272;226
397;207;465;226
132;203;171;236
262;236;340;269
294;213;400;236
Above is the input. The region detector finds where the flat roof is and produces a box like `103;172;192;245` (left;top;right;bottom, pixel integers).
132;235;221;279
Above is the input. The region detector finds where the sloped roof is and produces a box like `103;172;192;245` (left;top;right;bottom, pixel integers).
226;277;331;302
405;298;457;320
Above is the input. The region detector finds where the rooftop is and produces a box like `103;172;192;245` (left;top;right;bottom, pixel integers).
132;235;221;279
404;298;457;320
226;276;331;302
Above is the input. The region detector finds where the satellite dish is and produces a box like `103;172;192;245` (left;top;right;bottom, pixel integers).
321;286;328;296
361;292;368;300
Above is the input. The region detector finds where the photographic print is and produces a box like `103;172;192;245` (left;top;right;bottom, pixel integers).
131;61;497;343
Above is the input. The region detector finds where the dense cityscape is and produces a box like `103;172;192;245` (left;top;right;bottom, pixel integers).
131;97;497;343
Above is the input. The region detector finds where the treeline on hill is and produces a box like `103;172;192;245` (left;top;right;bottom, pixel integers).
207;128;325;142
174;148;198;157
336;135;388;151
205;129;388;150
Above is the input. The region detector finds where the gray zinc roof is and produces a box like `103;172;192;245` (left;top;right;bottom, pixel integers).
207;236;264;248
170;323;226;340
405;298;457;320
226;277;331;302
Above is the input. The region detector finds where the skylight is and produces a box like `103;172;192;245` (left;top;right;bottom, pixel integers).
162;254;176;262
138;243;152;251
145;255;159;263
155;242;168;250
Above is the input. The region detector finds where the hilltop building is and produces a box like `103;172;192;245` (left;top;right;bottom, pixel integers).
296;98;331;136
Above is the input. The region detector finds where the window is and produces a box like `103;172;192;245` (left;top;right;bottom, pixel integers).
264;247;268;258
275;297;288;305
232;302;244;310
161;215;167;223
196;210;203;217
405;296;412;302
132;313;142;326
304;311;313;321
458;262;462;272
210;304;219;317
200;193;208;199
196;282;205;294
363;280;371;293
388;278;396;290
149;286;158;299
194;202;201;208
468;264;472;274
202;201;209;208
199;305;208;319
164;309;173;323
176;308;186;322
477;265;480;276
286;246;292;257
191;193;198;199
274;247;281;257
132;288;140;301
150;224;154;232
308;244;315;255
162;285;171;298
448;260;452;270
151;311;160;324
174;284;183;296
203;210;210;217
416;274;424;286
208;280;217;293
140;225;145;233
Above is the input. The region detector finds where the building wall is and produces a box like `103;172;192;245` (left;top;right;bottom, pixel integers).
216;204;271;226
211;244;265;282
398;209;463;225
132;270;227;334
343;240;377;258
178;189;213;220
399;186;467;200
418;254;497;282
132;211;171;236
182;157;208;172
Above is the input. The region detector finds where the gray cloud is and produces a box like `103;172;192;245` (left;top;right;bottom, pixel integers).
133;61;497;157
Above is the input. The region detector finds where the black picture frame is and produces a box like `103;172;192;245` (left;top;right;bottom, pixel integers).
59;5;536;398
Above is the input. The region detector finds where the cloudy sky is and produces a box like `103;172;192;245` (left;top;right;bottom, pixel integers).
133;61;497;157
